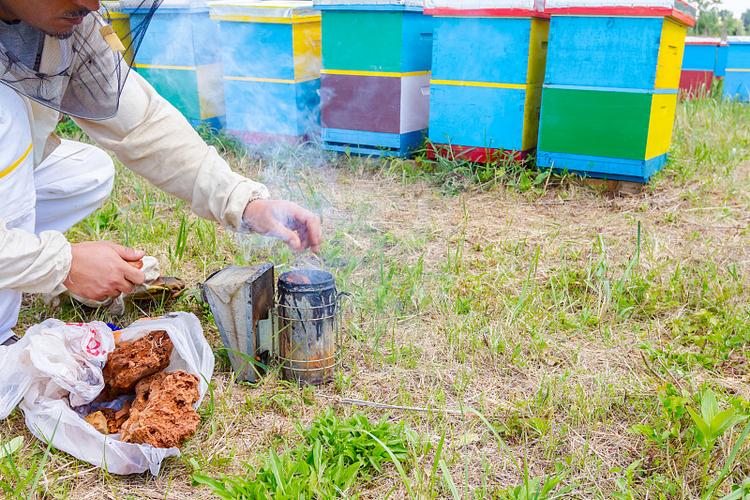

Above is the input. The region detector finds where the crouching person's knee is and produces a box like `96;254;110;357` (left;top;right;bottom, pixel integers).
87;145;116;202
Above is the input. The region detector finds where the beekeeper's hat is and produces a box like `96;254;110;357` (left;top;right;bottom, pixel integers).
0;0;162;120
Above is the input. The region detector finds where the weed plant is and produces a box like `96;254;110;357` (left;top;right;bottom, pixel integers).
192;411;414;499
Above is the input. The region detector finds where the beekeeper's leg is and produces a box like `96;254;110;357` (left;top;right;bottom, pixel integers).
0;86;37;344
34;140;115;234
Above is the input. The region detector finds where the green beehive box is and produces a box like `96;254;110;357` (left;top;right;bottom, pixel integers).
317;0;432;73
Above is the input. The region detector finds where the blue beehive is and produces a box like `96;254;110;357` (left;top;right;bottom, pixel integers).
123;0;225;127
724;36;750;102
537;0;695;183
680;37;721;96
315;0;433;157
425;0;548;162
209;1;321;144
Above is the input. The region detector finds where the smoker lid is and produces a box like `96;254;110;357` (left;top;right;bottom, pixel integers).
278;269;336;293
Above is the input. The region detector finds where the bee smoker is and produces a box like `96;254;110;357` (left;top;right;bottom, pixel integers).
201;264;342;385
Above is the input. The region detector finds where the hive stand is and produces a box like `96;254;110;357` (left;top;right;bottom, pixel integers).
724;37;750;102
425;0;549;163
315;0;433;157
124;0;226;128
209;1;322;145
537;0;696;183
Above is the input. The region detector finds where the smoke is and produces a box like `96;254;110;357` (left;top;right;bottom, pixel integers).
213;14;323;148
233;141;338;265
126;5;351;267
197;9;336;265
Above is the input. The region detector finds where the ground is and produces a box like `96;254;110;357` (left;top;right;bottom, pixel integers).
2;96;750;498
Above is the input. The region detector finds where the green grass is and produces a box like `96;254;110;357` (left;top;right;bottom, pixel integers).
192;411;415;499
4;95;750;498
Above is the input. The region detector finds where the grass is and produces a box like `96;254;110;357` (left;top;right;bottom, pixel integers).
192;411;415;499
3;94;750;498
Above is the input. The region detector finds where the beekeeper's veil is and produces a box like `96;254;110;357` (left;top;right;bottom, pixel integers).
0;0;162;120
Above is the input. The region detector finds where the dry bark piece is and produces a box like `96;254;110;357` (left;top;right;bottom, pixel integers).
84;411;109;434
120;370;201;449
100;401;132;434
102;330;173;397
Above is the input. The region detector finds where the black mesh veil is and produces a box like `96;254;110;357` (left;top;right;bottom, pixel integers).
0;0;162;120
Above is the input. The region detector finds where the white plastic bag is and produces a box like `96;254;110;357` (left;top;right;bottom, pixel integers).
0;312;214;475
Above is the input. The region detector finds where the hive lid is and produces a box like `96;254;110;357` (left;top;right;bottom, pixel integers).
424;0;545;17
121;0;210;10
728;36;750;45
102;0;131;16
544;0;697;26
685;36;723;45
313;0;424;11
208;0;320;19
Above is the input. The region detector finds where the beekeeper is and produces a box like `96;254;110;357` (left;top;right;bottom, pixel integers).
0;0;322;346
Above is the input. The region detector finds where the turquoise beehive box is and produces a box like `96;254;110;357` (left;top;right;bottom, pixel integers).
315;0;433;157
537;0;696;183
123;0;226;128
425;0;549;163
724;37;750;102
209;1;322;144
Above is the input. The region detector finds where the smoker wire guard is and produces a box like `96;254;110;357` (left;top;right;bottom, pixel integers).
274;290;350;377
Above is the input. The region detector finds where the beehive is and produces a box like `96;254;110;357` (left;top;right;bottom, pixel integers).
724;36;750;102
208;1;321;144
680;36;721;96
425;0;548;162
537;0;696;183
123;0;225;128
315;0;433;157
102;1;135;65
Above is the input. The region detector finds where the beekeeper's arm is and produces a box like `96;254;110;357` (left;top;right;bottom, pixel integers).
74;72;321;252
73;71;267;232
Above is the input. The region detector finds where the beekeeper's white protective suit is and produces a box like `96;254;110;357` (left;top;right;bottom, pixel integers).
0;48;270;344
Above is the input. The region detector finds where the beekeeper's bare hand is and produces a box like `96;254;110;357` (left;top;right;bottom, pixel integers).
243;199;322;253
63;242;146;301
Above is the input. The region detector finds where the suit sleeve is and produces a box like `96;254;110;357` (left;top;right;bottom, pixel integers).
0;223;70;294
74;71;270;232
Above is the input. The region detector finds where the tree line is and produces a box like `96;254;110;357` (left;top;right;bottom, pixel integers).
691;0;750;36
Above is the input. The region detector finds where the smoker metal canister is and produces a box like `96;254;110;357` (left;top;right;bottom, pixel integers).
276;269;338;386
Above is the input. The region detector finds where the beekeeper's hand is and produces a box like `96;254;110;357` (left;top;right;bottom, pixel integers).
243;200;322;253
63;242;146;301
